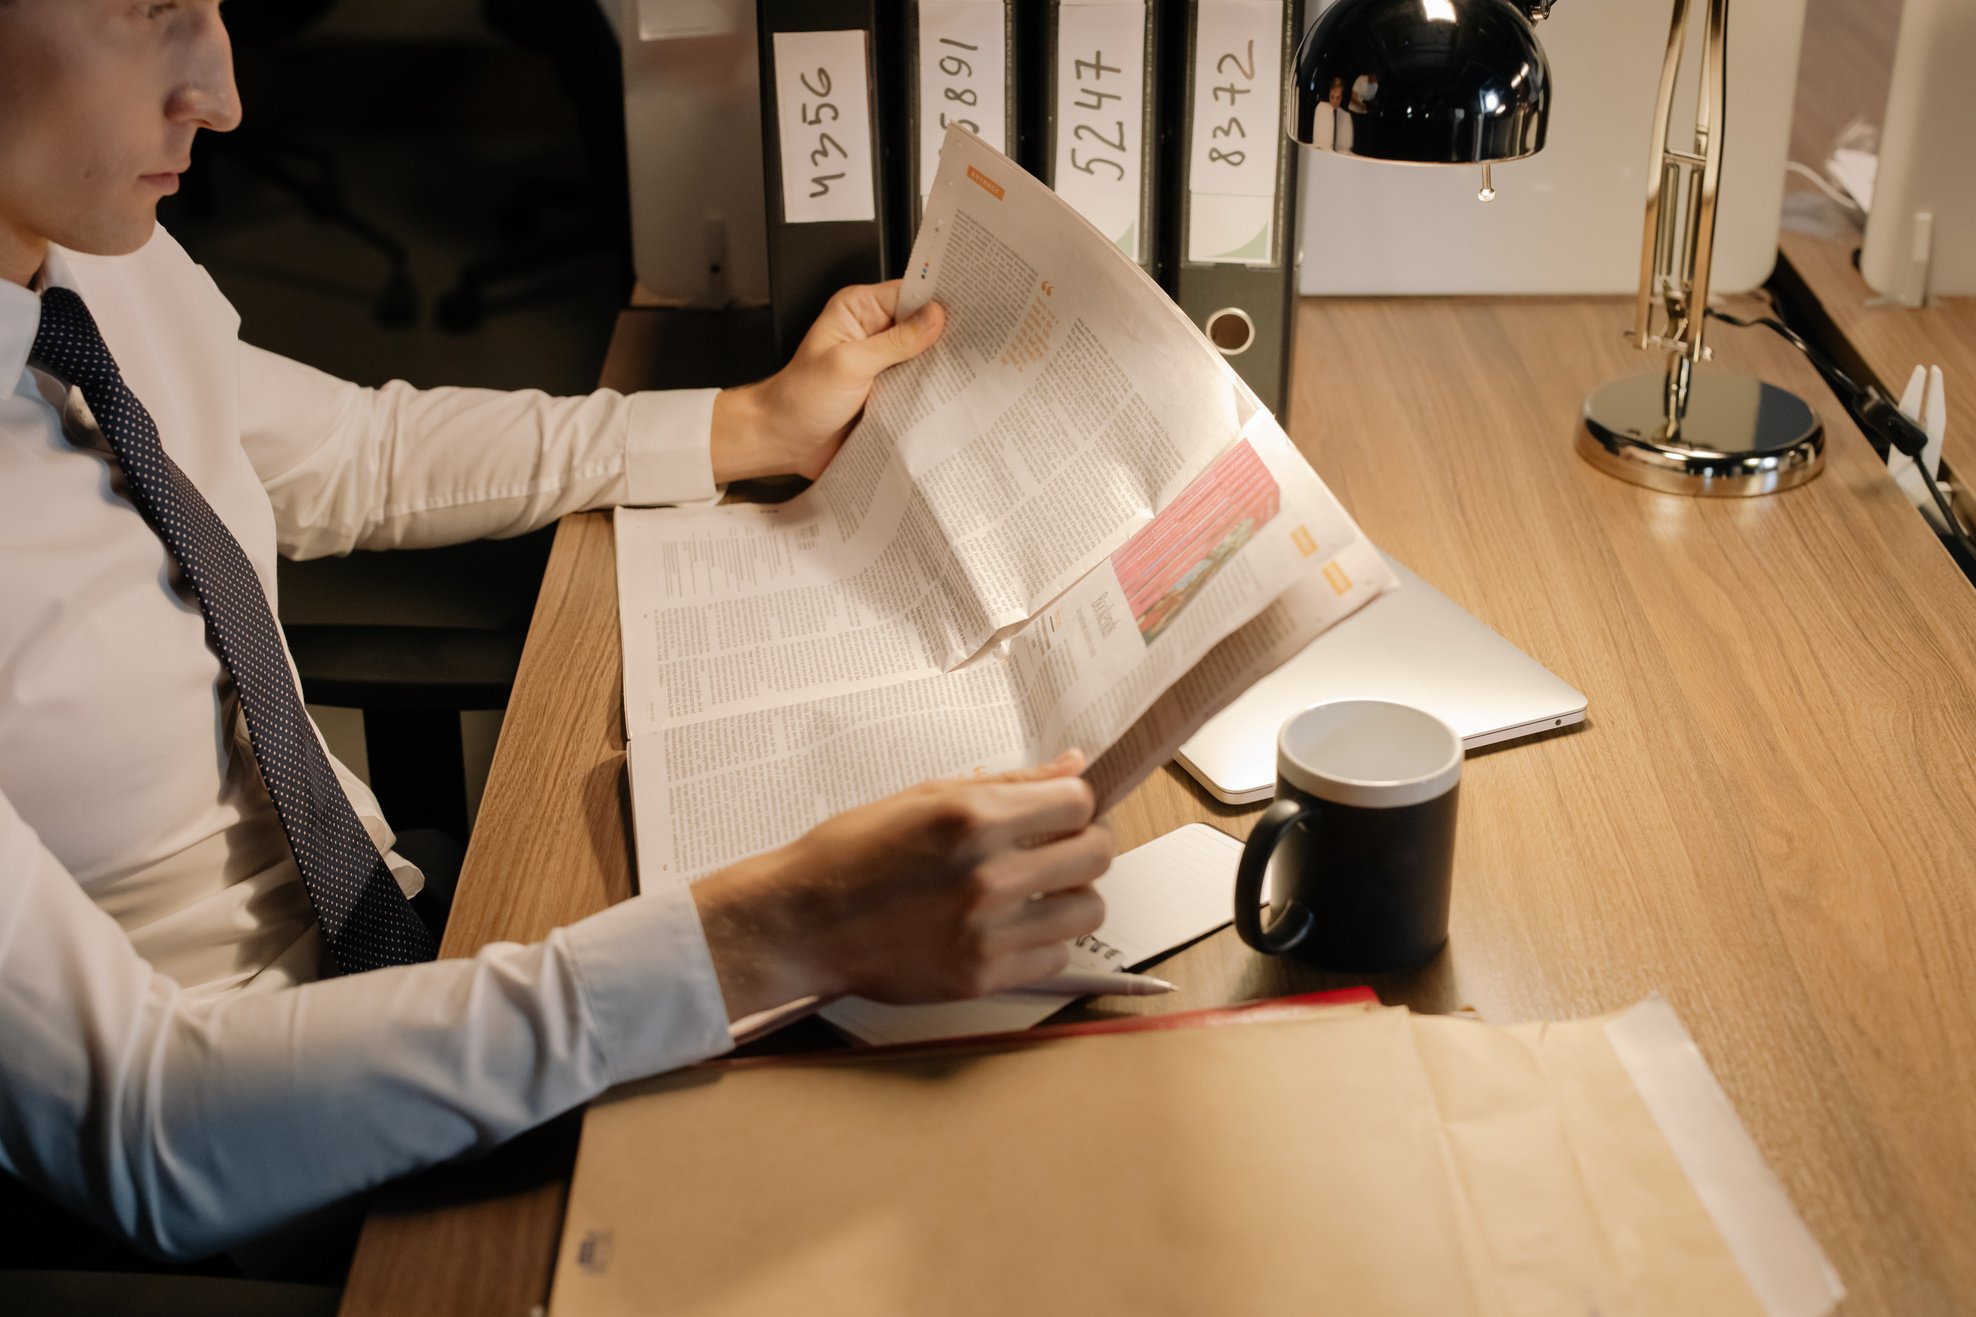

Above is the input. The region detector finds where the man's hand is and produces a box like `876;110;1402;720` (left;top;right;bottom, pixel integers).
710;281;947;484
690;751;1110;1020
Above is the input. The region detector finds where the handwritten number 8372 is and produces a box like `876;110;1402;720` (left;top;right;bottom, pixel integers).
1206;41;1255;168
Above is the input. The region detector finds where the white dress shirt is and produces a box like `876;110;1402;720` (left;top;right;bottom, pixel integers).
0;227;736;1260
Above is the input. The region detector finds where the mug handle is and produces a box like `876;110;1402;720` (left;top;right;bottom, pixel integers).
1234;796;1319;955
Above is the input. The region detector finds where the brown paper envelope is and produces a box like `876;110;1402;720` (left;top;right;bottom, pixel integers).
548;1003;1774;1316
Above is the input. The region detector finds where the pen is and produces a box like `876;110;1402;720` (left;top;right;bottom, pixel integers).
1020;970;1176;997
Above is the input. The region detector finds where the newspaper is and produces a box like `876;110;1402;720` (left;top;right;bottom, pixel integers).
618;127;1396;889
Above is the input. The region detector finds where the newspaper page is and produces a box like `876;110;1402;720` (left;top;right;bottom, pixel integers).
618;127;1257;732
626;418;1391;886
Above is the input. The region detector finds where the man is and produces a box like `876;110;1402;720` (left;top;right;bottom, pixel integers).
0;0;1110;1262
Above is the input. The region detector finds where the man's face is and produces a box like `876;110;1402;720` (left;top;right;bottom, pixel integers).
0;0;240;282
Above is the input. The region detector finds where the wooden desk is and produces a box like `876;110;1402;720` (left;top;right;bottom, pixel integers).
340;291;1976;1316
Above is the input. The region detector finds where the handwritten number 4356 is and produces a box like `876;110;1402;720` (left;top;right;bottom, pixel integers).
798;67;848;198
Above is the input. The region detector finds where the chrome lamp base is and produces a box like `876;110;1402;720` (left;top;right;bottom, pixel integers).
1579;366;1824;497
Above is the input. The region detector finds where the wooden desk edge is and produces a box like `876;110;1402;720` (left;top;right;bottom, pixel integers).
1776;228;1976;531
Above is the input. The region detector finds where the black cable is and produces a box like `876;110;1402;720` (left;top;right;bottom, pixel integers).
1917;454;1971;551
1708;307;1976;562
1708;307;1863;395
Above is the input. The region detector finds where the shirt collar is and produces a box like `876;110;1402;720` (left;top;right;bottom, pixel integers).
0;272;36;402
0;245;80;402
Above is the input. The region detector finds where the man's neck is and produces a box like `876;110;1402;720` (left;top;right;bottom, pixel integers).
0;222;49;288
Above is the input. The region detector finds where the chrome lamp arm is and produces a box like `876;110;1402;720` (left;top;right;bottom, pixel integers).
1635;0;1729;371
1578;0;1824;496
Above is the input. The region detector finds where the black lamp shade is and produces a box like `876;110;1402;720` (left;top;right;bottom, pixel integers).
1289;0;1551;165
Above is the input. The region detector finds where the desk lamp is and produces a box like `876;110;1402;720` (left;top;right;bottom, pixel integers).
1290;0;1823;495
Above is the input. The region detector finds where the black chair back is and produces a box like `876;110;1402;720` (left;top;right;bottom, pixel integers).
221;0;343;44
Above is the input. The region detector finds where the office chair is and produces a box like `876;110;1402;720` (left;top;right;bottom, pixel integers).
286;619;521;937
435;0;631;330
286;621;526;844
282;527;555;890
177;0;418;326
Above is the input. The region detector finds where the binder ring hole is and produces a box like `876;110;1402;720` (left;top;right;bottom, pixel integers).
1205;308;1255;356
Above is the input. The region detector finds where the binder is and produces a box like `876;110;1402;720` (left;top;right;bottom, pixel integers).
757;0;897;360
905;2;1020;228
1161;0;1303;416
1035;0;1162;275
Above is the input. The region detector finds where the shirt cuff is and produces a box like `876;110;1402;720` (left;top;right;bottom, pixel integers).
563;883;735;1085
624;388;723;507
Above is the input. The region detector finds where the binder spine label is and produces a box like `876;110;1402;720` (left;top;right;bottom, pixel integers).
916;3;1012;207
1051;1;1150;262
1185;0;1285;265
771;29;880;225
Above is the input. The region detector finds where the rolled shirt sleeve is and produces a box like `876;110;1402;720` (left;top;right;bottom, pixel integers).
0;787;734;1261
237;343;723;559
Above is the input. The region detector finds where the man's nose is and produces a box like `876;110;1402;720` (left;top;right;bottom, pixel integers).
169;15;243;134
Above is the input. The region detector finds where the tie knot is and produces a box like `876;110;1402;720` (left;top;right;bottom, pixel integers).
31;286;117;390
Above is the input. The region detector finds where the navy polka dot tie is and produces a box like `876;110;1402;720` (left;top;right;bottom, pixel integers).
32;287;437;975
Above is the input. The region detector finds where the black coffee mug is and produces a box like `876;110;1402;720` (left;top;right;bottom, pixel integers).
1234;700;1462;972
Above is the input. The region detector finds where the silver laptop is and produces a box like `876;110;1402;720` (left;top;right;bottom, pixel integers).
1175;556;1588;804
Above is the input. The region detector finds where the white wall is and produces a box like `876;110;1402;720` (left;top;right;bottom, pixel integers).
1297;0;1808;295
